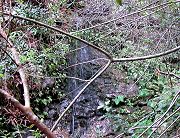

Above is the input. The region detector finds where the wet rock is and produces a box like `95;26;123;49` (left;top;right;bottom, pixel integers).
81;117;114;138
44;99;70;128
42;78;55;88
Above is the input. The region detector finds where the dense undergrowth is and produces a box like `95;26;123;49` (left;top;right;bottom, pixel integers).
0;0;179;137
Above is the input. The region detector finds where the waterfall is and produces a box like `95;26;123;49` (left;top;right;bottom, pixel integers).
68;42;99;136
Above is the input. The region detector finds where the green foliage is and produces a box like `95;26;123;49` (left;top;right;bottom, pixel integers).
15;0;24;4
132;119;153;137
0;2;70;136
98;99;112;112
148;85;179;112
138;89;150;97
0;115;21;138
32;129;41;138
22;43;69;114
0;0;179;137
115;0;123;5
0;65;4;78
101;58;179;136
113;95;125;105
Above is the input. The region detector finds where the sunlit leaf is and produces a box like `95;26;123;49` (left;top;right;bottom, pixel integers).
0;74;4;78
15;0;24;4
115;0;123;5
114;95;125;105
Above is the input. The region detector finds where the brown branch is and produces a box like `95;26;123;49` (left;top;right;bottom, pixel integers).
0;26;30;107
10;47;30;107
1;12;112;60
1;11;179;64
112;46;180;62
0;4;179;134
158;70;180;79
0;89;56;138
0;26;57;137
2;11;179;64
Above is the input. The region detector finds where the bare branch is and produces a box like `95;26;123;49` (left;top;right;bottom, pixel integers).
73;1;179;32
112;46;180;62
158;114;180;138
1;12;112;60
63;58;108;70
158;69;180;79
65;76;90;82
137;91;180;138
51;60;111;131
114;133;124;138
129;112;155;131
1;11;179;64
147;107;180;138
0;89;56;138
0;26;30;108
130;126;158;130
11;47;30;107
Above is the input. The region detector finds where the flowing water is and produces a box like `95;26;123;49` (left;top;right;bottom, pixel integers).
68;42;101;137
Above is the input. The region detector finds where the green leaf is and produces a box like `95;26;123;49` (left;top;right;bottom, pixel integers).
113;95;125;105
0;74;4;78
15;0;24;4
139;89;150;97
148;101;157;109
115;0;122;5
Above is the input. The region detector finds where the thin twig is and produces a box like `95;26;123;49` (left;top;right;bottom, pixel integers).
147;107;180;138
114;133;124;138
158;116;180;138
112;46;180;62
28;73;90;82
65;76;89;82
158;70;180;79
92;4;168;44
72;1;179;33
0;26;30;108
64;45;88;56
129;112;155;130
64;61;111;96
2;11;112;59
137;91;180;138
130;126;158;130
1;11;179;63
63;58;108;70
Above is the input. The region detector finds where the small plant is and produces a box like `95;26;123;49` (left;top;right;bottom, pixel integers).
113;95;125;105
